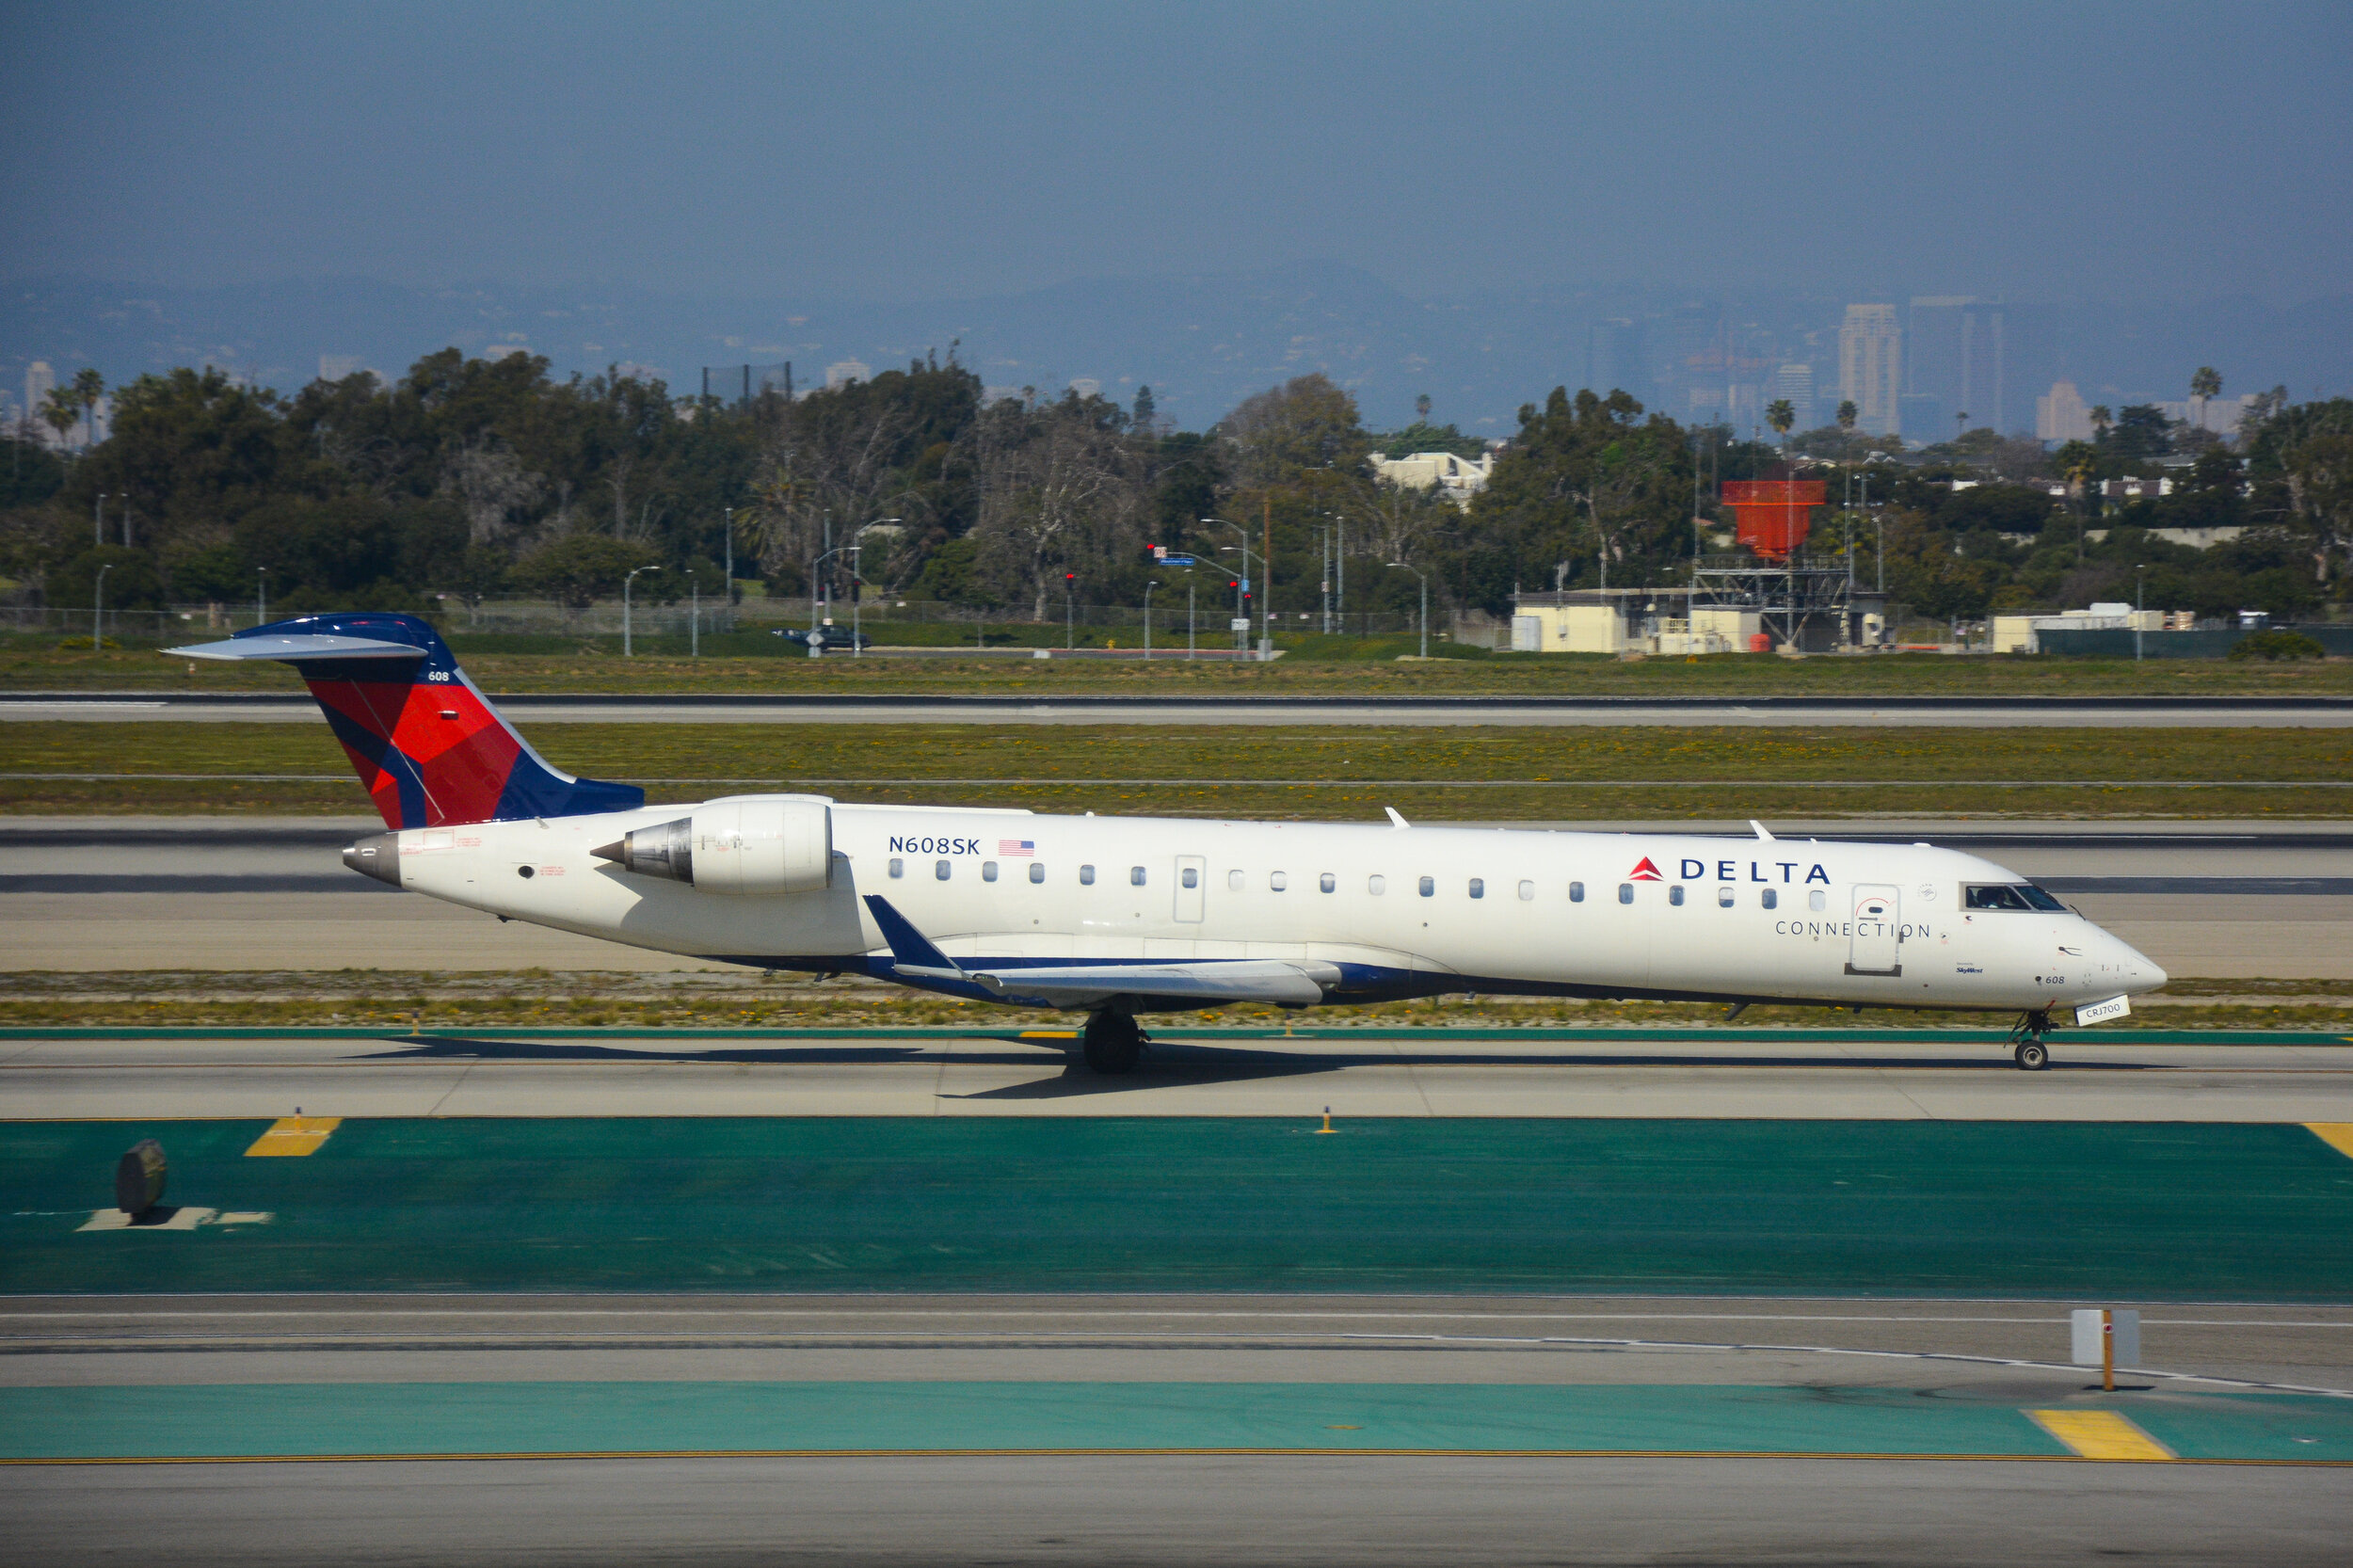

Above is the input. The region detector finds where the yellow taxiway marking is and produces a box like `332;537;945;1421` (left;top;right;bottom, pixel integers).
1016;1031;1079;1040
2027;1410;2174;1462
244;1116;341;1157
2306;1124;2353;1160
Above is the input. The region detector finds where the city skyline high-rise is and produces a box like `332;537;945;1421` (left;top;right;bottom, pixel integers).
1836;305;1901;437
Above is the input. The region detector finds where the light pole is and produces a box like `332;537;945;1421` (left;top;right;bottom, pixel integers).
623;566;660;657
1387;561;1429;660
721;506;735;631
94;491;114;548
255;568;268;628
1143;580;1159;662
1187;581;1196;661
847;520;897;659
92;563;111;648
1199;517;1266;660
688;573;699;659
2135;563;2148;664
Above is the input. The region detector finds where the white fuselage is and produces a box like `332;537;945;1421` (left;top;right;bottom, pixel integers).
376;797;2165;1015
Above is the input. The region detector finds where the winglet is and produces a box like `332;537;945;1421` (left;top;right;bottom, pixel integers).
1751;819;1775;841
862;894;961;975
1385;808;1409;829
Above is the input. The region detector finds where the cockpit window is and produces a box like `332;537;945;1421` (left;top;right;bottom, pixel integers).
1965;883;2064;912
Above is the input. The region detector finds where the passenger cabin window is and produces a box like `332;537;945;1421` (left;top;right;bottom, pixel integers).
1320;872;1336;893
1269;871;1287;891
1468;878;1484;899
1417;875;1434;898
1517;880;1534;901
936;860;952;880
1761;888;1777;909
1668;884;1685;906
1717;886;1734;907
888;858;904;879
1808;888;1826;912
1569;881;1585;903
1130;866;1147;887
1228;869;1244;891
983;861;999;882
1618;883;1633;904
1368;874;1386;895
1080;865;1096;886
1029;862;1046;884
1181;867;1199;889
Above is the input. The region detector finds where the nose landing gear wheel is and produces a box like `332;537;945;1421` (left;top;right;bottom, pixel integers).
1080;1011;1143;1075
2014;1038;2049;1071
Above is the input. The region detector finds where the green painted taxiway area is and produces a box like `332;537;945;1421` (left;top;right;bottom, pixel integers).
4;1381;2348;1465
7;1118;2353;1298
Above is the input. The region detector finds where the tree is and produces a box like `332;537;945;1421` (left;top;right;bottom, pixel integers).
1836;400;1857;433
1216;374;1366;494
2105;405;2174;464
968;392;1143;619
513;534;661;608
2090;406;2112;441
72;369;104;452
1415;393;1433;424
1767;399;1795;452
39;388;79;451
1132;385;1155;431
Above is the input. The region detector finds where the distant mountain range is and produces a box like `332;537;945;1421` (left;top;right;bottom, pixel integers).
5;265;2346;434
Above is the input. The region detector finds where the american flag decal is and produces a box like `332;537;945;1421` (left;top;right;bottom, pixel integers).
1000;840;1035;856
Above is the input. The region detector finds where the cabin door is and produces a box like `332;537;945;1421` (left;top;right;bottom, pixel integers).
1174;856;1207;922
1847;884;1901;975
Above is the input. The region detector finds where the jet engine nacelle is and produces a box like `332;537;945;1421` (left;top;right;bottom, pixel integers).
594;794;834;895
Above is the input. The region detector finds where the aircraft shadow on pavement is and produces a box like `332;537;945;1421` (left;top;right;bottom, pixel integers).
361;1034;2153;1079
946;1040;2151;1098
365;1034;953;1066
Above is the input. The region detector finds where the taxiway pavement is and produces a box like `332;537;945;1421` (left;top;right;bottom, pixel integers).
6;1031;2353;1121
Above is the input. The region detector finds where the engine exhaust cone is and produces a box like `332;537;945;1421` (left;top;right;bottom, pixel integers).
598;818;694;883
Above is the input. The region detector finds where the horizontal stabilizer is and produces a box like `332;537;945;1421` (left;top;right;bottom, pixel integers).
167;633;426;662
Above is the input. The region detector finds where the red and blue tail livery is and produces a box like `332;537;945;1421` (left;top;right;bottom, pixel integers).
167;612;644;830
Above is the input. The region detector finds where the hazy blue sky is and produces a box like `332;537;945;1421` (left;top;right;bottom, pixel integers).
3;1;2346;307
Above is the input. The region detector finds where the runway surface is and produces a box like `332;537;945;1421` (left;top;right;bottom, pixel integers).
6;816;2349;974
9;691;2353;726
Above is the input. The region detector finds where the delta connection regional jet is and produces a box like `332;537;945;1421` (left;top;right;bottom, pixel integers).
172;614;2166;1074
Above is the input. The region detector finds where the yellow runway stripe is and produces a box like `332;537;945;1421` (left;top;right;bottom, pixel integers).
2027;1410;2175;1461
244;1116;341;1157
2306;1123;2353;1160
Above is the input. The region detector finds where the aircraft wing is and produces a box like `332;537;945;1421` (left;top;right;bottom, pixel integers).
861;893;1337;1005
961;959;1338;1006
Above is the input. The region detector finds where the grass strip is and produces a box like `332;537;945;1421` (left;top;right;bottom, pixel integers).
4;722;2347;819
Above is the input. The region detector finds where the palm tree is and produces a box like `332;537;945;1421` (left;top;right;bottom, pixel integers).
1767;398;1795;455
1835;399;1857;433
2189;366;2222;435
71;369;104;451
39;388;79;452
2090;405;2112;443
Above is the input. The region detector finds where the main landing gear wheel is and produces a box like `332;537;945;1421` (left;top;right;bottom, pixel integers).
1080;1011;1144;1075
2013;1038;2049;1071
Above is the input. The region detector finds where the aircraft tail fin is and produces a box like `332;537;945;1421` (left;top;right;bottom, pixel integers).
166;612;644;830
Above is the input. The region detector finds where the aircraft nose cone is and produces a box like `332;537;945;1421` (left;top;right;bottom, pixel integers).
343;832;401;887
